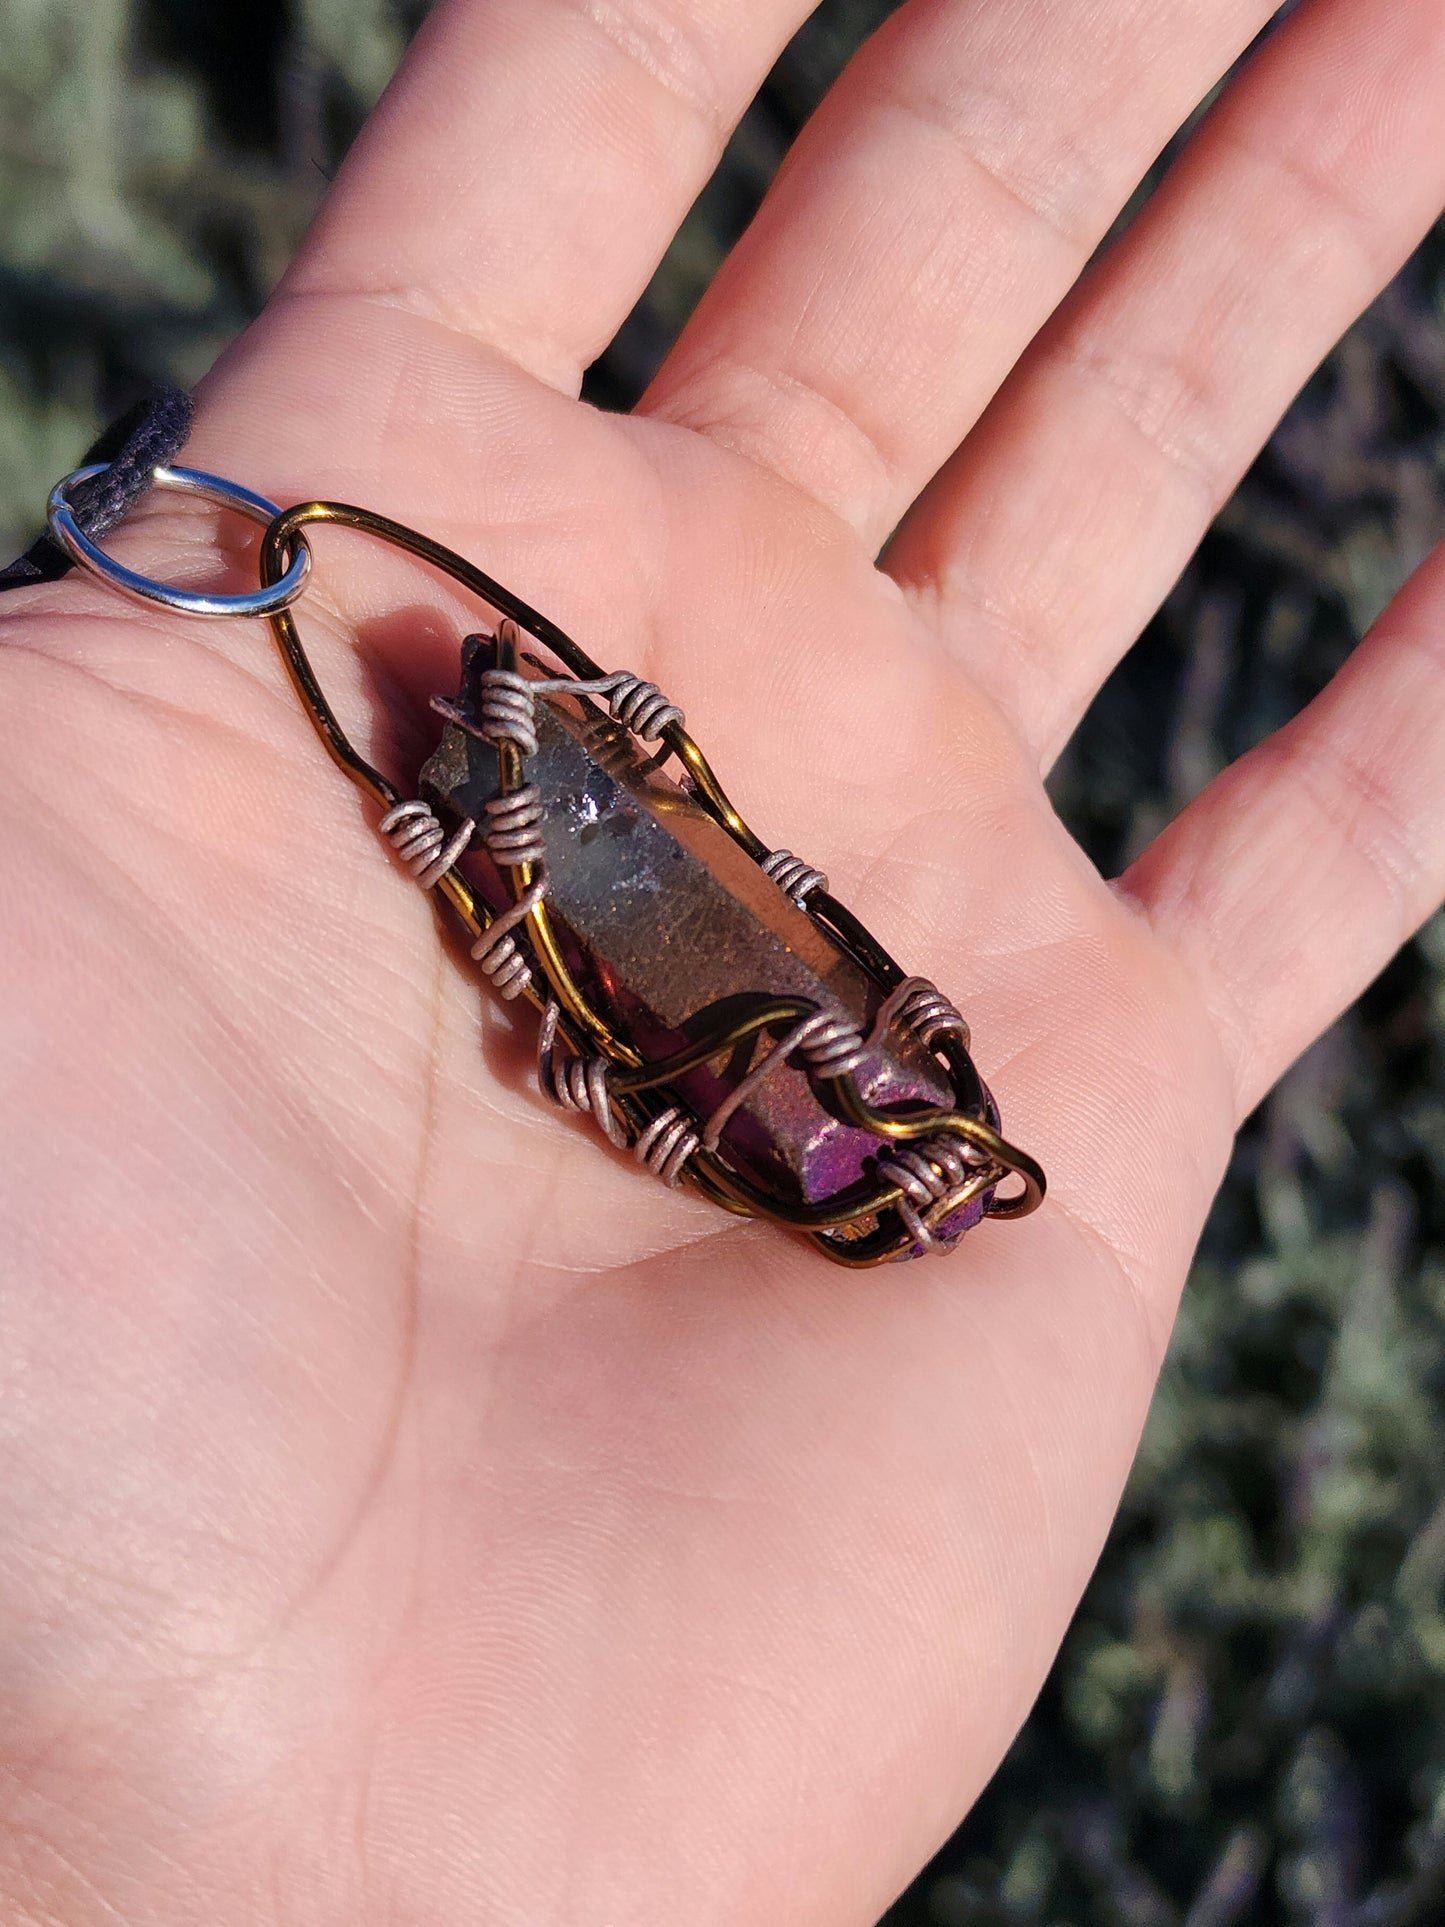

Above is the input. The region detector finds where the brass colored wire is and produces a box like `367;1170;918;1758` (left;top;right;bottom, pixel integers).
257;498;1045;1265
608;1000;818;1092
492;622;637;1064
833;1080;1045;1222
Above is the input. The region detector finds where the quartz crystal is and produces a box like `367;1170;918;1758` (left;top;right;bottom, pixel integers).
420;641;992;1236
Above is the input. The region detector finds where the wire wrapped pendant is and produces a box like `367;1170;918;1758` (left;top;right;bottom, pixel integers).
33;463;1045;1266
400;625;1042;1262
261;503;1045;1266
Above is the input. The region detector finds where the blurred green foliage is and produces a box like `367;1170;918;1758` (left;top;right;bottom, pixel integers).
3;4;1445;1921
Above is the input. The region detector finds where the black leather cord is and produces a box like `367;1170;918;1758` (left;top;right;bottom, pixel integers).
0;384;194;593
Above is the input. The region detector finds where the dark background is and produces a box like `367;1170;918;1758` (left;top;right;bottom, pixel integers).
4;5;1445;1921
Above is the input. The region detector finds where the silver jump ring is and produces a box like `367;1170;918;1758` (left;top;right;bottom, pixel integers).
46;463;312;619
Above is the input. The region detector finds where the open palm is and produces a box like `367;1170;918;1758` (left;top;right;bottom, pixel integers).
4;0;1445;1917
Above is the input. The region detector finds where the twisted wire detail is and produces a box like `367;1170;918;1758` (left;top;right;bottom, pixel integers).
700;1008;867;1152
876;1135;991;1254
796;1013;868;1081
635;1108;700;1187
537;1001;627;1146
432;662;684;758
470;875;545;1000
870;976;970;1054
482;785;546;867
762;849;829;905
537;666;683;738
435;668;540;756
378;800;475;889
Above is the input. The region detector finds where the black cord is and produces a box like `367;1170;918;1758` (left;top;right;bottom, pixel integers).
0;384;194;593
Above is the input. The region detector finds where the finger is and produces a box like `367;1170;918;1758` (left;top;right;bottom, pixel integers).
280;0;811;394
639;0;1277;545
887;0;1445;768
1122;539;1445;1122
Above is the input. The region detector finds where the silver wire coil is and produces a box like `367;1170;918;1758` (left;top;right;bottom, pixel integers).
482;785;546;867
537;1001;627;1145
599;674;684;739
538;1003;703;1182
378;800;475;889
876;1135;987;1254
877;977;970;1054
543;1048;616;1130
470;667;541;756
437;659;685;758
762;848;829;905
537;994;873;1185
634;1107;701;1188
877;1136;976;1204
536;667;684;740
473;929;533;1000
470;873;547;1002
796;1012;869;1081
379;797;544;998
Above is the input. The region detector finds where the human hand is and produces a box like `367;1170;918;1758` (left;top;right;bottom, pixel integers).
4;0;1445;1917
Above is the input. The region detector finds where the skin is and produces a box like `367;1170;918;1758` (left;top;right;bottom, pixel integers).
2;0;1445;1917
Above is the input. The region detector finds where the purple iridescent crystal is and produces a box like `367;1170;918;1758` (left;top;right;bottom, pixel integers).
420;641;996;1248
